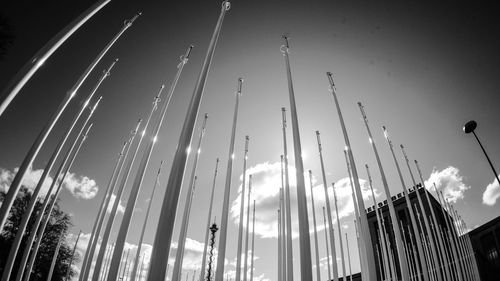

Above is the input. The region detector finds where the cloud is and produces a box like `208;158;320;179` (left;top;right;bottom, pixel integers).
107;194;125;214
0;166;98;200
482;175;500;206
229;161;378;239
424;166;470;203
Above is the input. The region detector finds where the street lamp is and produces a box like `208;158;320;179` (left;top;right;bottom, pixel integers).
463;120;500;186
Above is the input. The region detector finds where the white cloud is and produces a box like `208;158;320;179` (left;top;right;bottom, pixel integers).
0;166;98;200
229;161;378;239
482;176;500;206
424;166;470;203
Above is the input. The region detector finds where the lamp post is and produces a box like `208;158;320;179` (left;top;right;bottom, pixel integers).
463;120;500;187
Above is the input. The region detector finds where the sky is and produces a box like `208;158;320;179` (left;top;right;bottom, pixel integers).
1;0;500;281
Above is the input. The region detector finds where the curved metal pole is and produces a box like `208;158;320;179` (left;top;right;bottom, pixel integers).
281;108;294;281
0;0;111;117
130;161;163;281
243;174;253;281
0;11;139;231
326;73;375;280
22;122;93;281
358;102;409;281
91;119;143;281
383;126;429;281
471;131;500;187
199;158;220;281
281;35;313;281
149;3;230;280
308;171;321;281
2;58;115;281
215;77;243;281
236;136;250;281
315;131;338;280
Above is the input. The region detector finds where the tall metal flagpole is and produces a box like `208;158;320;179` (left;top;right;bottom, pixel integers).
380;209;397;281
21;122;94;281
0;0;111;117
278;209;283;281
308;170;322;281
172;113;208;281
366;164;391;281
91;119;143;281
345;233;353;281
64;230;83;281
414;160;452;281
250;201;256;281
13;106;97;281
0;11;140;231
281;108;294;281
459;217;480;280
80;140;128;281
358;102;409;281
407;223;422;281
236;136;250;281
82;135;135;281
200;159;220;281
149;3;231;280
401;145;442;281
279;156;287;281
130;161;163;281
400;221;415;281
448;205;472;281
326;73;375;280
47;229;66;281
343;150;367;278
332;183;346;281
243;174;253;281
215;77;243;281
315;131;339;281
382;126;429;281
281;35;313;281
323;206;332;280
2;58;115;281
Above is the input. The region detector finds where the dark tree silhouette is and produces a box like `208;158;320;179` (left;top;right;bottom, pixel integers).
0;187;79;281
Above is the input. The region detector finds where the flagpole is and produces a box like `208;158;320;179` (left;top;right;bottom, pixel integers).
47;229;66;281
382;126;429;281
130;161;163;281
343;150;367;279
0;10;140;231
278;208;283;281
308;170;322;281
414;160;452;281
121;249;131;281
459;218;480;280
280;156;287;281
2;58;115;281
366;164;391;281
280;108;294;281
414;204;435;281
281;35;313;281
358;102;410;281
345;233;353;281
13;101;98;281
401;145;442;281
149;3;231;280
449;206;473;281
400;221;415;281
82;133;136;281
407;223;422;281
91;118;144;281
250;200;256;281
63;230;82;281
21;122;94;281
332;183;346;281
236;136;251;281
200;158;220;281
442;195;468;280
315;131;339;280
215;77;243;281
80;140;128;281
172;114;210;281
326;73;375;280
322;206;332;280
0;0;111;117
380;209;397;281
243;174;253;281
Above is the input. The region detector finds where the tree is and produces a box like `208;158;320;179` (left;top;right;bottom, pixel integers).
0;187;79;280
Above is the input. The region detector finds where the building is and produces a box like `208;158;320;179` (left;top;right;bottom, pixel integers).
468;215;500;281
